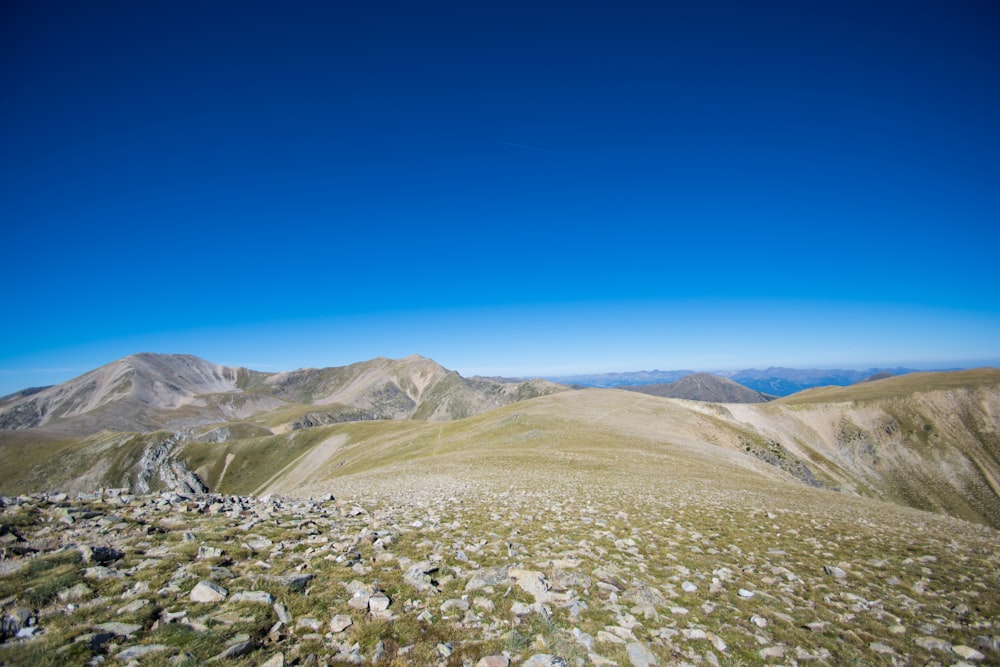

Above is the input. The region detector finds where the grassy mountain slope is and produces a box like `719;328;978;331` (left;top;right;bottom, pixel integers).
2;365;999;531
2;370;999;666
717;369;1000;527
623;372;775;403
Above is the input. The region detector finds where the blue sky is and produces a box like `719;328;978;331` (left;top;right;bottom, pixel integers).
2;1;998;394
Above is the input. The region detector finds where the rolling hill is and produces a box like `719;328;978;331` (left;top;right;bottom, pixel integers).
621;372;776;403
2;357;998;530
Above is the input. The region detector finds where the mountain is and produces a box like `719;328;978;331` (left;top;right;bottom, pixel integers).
2;355;998;530
721;366;919;395
544;369;694;387
549;366;920;395
621;372;776;403
0;353;566;436
0;353;251;433
2;361;998;666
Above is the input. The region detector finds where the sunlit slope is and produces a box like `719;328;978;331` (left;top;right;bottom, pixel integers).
181;374;1000;530
719;369;1000;527
4;369;998;530
189;389;800;499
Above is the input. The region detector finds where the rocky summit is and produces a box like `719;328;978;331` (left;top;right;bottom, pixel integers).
1;478;998;667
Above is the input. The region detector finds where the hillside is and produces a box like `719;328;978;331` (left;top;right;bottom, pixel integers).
4;365;999;531
622;373;775;403
1;364;999;665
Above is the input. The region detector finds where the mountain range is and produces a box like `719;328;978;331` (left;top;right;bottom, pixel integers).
2;352;1000;664
0;353;564;436
548;366;920;395
1;353;998;530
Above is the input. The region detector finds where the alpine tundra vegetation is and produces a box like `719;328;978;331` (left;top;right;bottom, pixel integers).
1;355;998;666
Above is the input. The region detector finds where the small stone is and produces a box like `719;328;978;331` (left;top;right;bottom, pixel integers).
368;592;391;613
823;565;847;579
117;644;168;660
348;590;371;610
598;630;628;644
441;598;470;613
476;656;510;667
95;622;142;637
510;601;534;616
117;598;150;615
84;565;122;580
190;580;228;602
952;645;986;661
681;581;697;593
246;537;273;552
197;545;223;559
465;565;512;592
212;640;253;660
758;646;785;659
74;631;116;651
626;641;659;666
915;636;952;652
57;583;93;602
522;655;569;667
230;590;274;604
510;569;551;602
403;561;438;592
750;614;767;628
330;615;353;633
974;635;1000;652
437;642;453;658
273;602;293;624
738;588;755;598
79;544;124;564
870;642;895;654
296;618;321;632
259;653;285;667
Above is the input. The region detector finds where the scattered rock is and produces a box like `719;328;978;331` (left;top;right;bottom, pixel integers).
117;644;169;660
626;641;659;666
190;580;228;603
822;565;847;579
476;656;510;667
522;655;569;667
953;645;986;661
758;645;785;660
230;590;274;604
330;615;353;633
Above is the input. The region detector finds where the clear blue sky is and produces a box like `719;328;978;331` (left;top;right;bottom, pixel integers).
2;1;998;394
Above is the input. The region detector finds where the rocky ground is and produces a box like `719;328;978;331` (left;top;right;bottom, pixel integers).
1;481;999;667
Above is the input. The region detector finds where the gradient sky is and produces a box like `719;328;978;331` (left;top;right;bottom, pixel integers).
2;1;999;394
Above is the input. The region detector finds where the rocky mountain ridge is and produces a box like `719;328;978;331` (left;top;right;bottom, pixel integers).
0;353;565;436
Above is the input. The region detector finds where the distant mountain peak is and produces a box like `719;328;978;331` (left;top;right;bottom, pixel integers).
624;372;776;403
0;353;567;435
